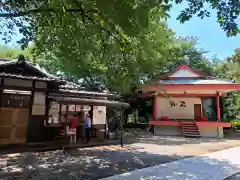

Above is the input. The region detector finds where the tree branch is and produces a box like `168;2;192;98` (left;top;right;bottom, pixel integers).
72;0;130;47
0;8;98;18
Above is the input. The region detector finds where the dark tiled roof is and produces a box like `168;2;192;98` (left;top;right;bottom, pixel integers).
0;58;66;83
0;72;65;82
0;58;12;63
59;81;82;89
0;57;117;97
57;88;120;98
49;96;129;107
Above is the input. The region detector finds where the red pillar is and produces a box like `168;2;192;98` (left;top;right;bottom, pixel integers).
152;92;158;120
216;93;221;121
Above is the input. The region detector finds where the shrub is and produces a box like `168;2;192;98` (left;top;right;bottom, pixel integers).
231;119;240;129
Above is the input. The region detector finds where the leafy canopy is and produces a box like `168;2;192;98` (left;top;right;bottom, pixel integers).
0;0;239;49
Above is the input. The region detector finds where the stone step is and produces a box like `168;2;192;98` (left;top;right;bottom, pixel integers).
181;121;200;138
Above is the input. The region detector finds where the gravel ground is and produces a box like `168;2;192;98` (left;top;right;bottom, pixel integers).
1;130;240;180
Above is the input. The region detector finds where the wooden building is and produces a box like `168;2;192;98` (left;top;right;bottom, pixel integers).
0;56;128;146
140;64;240;138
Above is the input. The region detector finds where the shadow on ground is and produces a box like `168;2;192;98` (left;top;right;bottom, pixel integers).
100;154;240;180
0;147;190;180
1;129;240;180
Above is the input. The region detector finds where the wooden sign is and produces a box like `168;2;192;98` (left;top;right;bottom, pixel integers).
92;106;106;124
76;105;82;111
169;100;187;108
49;102;60;116
61;105;67;113
69;104;76;111
32;105;46;115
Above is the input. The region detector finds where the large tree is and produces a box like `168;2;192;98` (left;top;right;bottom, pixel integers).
0;0;239;49
32;10;176;93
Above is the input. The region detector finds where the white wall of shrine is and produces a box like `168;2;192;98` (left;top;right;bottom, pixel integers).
168;68;201;78
157;97;202;119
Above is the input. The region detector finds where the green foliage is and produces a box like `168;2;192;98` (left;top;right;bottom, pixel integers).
215;50;240;121
222;92;240;121
0;45;33;60
0;0;239;50
29;8;177;93
166;37;215;75
176;0;240;36
231;119;240;129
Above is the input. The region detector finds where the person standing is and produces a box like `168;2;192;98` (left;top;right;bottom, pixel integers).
69;114;78;144
78;111;91;143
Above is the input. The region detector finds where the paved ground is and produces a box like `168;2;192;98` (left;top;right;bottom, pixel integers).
101;146;240;180
225;173;240;180
1;130;240;180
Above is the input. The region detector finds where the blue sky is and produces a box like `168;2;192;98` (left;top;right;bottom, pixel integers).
168;3;240;60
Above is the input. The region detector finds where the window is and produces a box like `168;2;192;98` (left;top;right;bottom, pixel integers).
47;102;91;125
203;98;217;121
48;101;60;124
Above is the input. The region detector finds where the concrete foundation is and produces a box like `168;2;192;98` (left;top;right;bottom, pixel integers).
154;125;224;138
198;126;224;138
154;126;183;136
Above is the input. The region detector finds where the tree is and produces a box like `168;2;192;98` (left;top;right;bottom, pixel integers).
0;0;239;50
0;45;33;59
214;50;240;120
32;9;176;94
165;37;215;75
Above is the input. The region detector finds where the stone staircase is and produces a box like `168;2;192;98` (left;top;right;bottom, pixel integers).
181;121;200;137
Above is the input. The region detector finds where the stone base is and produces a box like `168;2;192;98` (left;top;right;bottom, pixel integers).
154;126;183;136
198;126;224;138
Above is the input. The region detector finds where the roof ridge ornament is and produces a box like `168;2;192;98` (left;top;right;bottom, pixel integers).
18;55;25;62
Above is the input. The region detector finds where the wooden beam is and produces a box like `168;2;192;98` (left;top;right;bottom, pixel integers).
0;85;48;92
216;94;221;121
28;80;35;120
45;83;50;125
59;104;62;124
141;92;227;98
158;94;219;97
0;79;4;108
143;84;240;91
152;92;158;120
27;80;35;143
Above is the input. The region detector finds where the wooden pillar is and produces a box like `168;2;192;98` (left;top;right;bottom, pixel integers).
45;85;50;125
0;78;4;119
216;93;221;122
58;104;62;123
152;92;158;120
90;105;93;125
27;80;35;142
28;80;36;120
0;79;4;107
